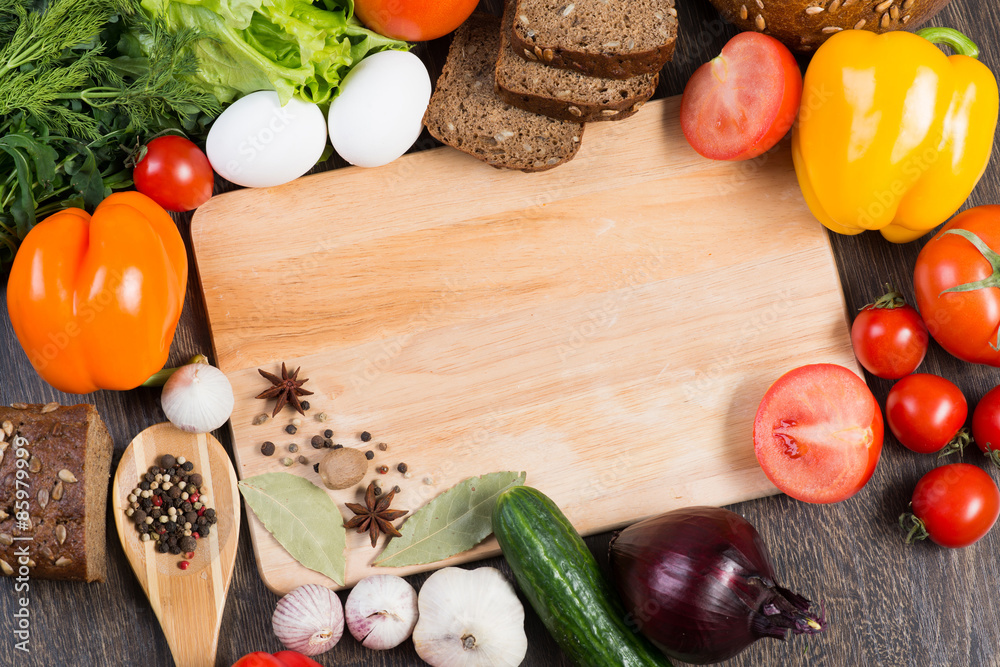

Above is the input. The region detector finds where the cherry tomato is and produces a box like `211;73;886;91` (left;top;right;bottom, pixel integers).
973;385;1000;465
231;653;284;667
231;652;323;667
850;289;928;379
271;652;323;667
354;0;479;41
133;135;214;213
753;364;883;504
680;32;802;161
885;374;967;454
905;463;1000;548
914;206;1000;366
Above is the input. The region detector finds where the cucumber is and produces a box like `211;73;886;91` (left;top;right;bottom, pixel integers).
492;485;672;667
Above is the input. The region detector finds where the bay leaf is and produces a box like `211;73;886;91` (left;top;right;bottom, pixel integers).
375;471;526;568
238;472;347;585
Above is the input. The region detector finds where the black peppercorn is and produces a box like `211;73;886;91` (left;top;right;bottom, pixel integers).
179;536;197;552
392;485;401;494
205;508;216;519
373;486;382;496
311;435;324;448
313;463;320;473
333;444;343;450
181;502;193;513
133;510;147;524
324;439;334;448
160;454;176;469
323;429;333;438
150;508;162;519
397;463;408;473
365;450;375;460
285;424;297;435
144;472;155;483
300;401;310;411
169;545;182;555
360;431;372;442
139;481;151;491
182;461;194;472
168;486;182;499
157;542;169;553
260;441;275;456
185;512;198;525
200;525;211;536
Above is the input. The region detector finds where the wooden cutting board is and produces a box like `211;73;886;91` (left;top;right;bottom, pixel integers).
191;96;859;594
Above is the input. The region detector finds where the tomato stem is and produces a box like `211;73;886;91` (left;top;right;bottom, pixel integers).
916;27;980;59
938;229;1000;351
866;283;906;310
985;445;1000;470
938;428;972;459
898;512;929;544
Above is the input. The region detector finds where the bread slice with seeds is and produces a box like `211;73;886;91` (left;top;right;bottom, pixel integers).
423;13;585;172
496;0;658;122
510;0;678;79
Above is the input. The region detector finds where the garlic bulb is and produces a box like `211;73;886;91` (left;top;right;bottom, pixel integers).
272;584;345;656
160;363;234;433
412;567;527;667
345;574;418;649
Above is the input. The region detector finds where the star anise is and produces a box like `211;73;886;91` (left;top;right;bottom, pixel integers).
345;482;408;548
256;362;314;417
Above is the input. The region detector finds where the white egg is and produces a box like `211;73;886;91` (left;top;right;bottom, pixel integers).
206;91;327;188
328;51;432;168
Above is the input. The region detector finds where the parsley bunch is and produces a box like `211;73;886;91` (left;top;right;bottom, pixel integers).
0;0;220;270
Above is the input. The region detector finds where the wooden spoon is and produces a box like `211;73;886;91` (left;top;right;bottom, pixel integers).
112;423;240;667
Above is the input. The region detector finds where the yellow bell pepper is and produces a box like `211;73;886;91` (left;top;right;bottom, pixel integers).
792;28;999;243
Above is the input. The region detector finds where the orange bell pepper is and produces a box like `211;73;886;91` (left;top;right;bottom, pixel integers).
6;192;187;394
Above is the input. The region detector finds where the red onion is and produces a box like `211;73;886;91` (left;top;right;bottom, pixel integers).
609;506;824;664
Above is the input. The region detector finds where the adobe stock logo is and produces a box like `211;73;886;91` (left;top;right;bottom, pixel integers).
224;103;297;178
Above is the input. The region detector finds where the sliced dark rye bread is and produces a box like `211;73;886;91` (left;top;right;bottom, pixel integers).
510;0;678;79
424;13;584;173
496;0;658;122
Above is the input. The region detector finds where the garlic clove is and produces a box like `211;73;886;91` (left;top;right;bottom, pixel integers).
161;363;234;434
345;574;418;650
272;584;345;656
412;567;527;667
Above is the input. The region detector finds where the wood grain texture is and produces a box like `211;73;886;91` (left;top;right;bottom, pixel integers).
191;95;859;593
112;424;240;667
2;0;1000;665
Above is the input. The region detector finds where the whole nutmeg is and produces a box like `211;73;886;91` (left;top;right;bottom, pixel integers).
318;447;368;490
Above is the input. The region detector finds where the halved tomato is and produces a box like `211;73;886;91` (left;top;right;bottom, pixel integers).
680;31;803;161
753;364;883;503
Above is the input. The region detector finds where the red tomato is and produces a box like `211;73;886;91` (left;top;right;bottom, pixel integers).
231;652;322;667
973;385;1000;464
680;32;802;161
753;364;883;503
272;652;323;667
133;135;214;213
906;463;1000;548
354;0;479;41
914;206;1000;367
885;374;967;454
850;289;928;379
231;653;284;667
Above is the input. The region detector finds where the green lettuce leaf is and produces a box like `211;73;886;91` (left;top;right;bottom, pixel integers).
140;0;409;104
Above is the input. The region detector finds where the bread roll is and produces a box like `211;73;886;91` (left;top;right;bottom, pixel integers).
707;0;951;52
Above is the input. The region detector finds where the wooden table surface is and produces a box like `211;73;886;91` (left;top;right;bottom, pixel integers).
4;0;1000;665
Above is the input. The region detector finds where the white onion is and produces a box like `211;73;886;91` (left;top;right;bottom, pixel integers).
160;363;234;433
272;584;345;656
